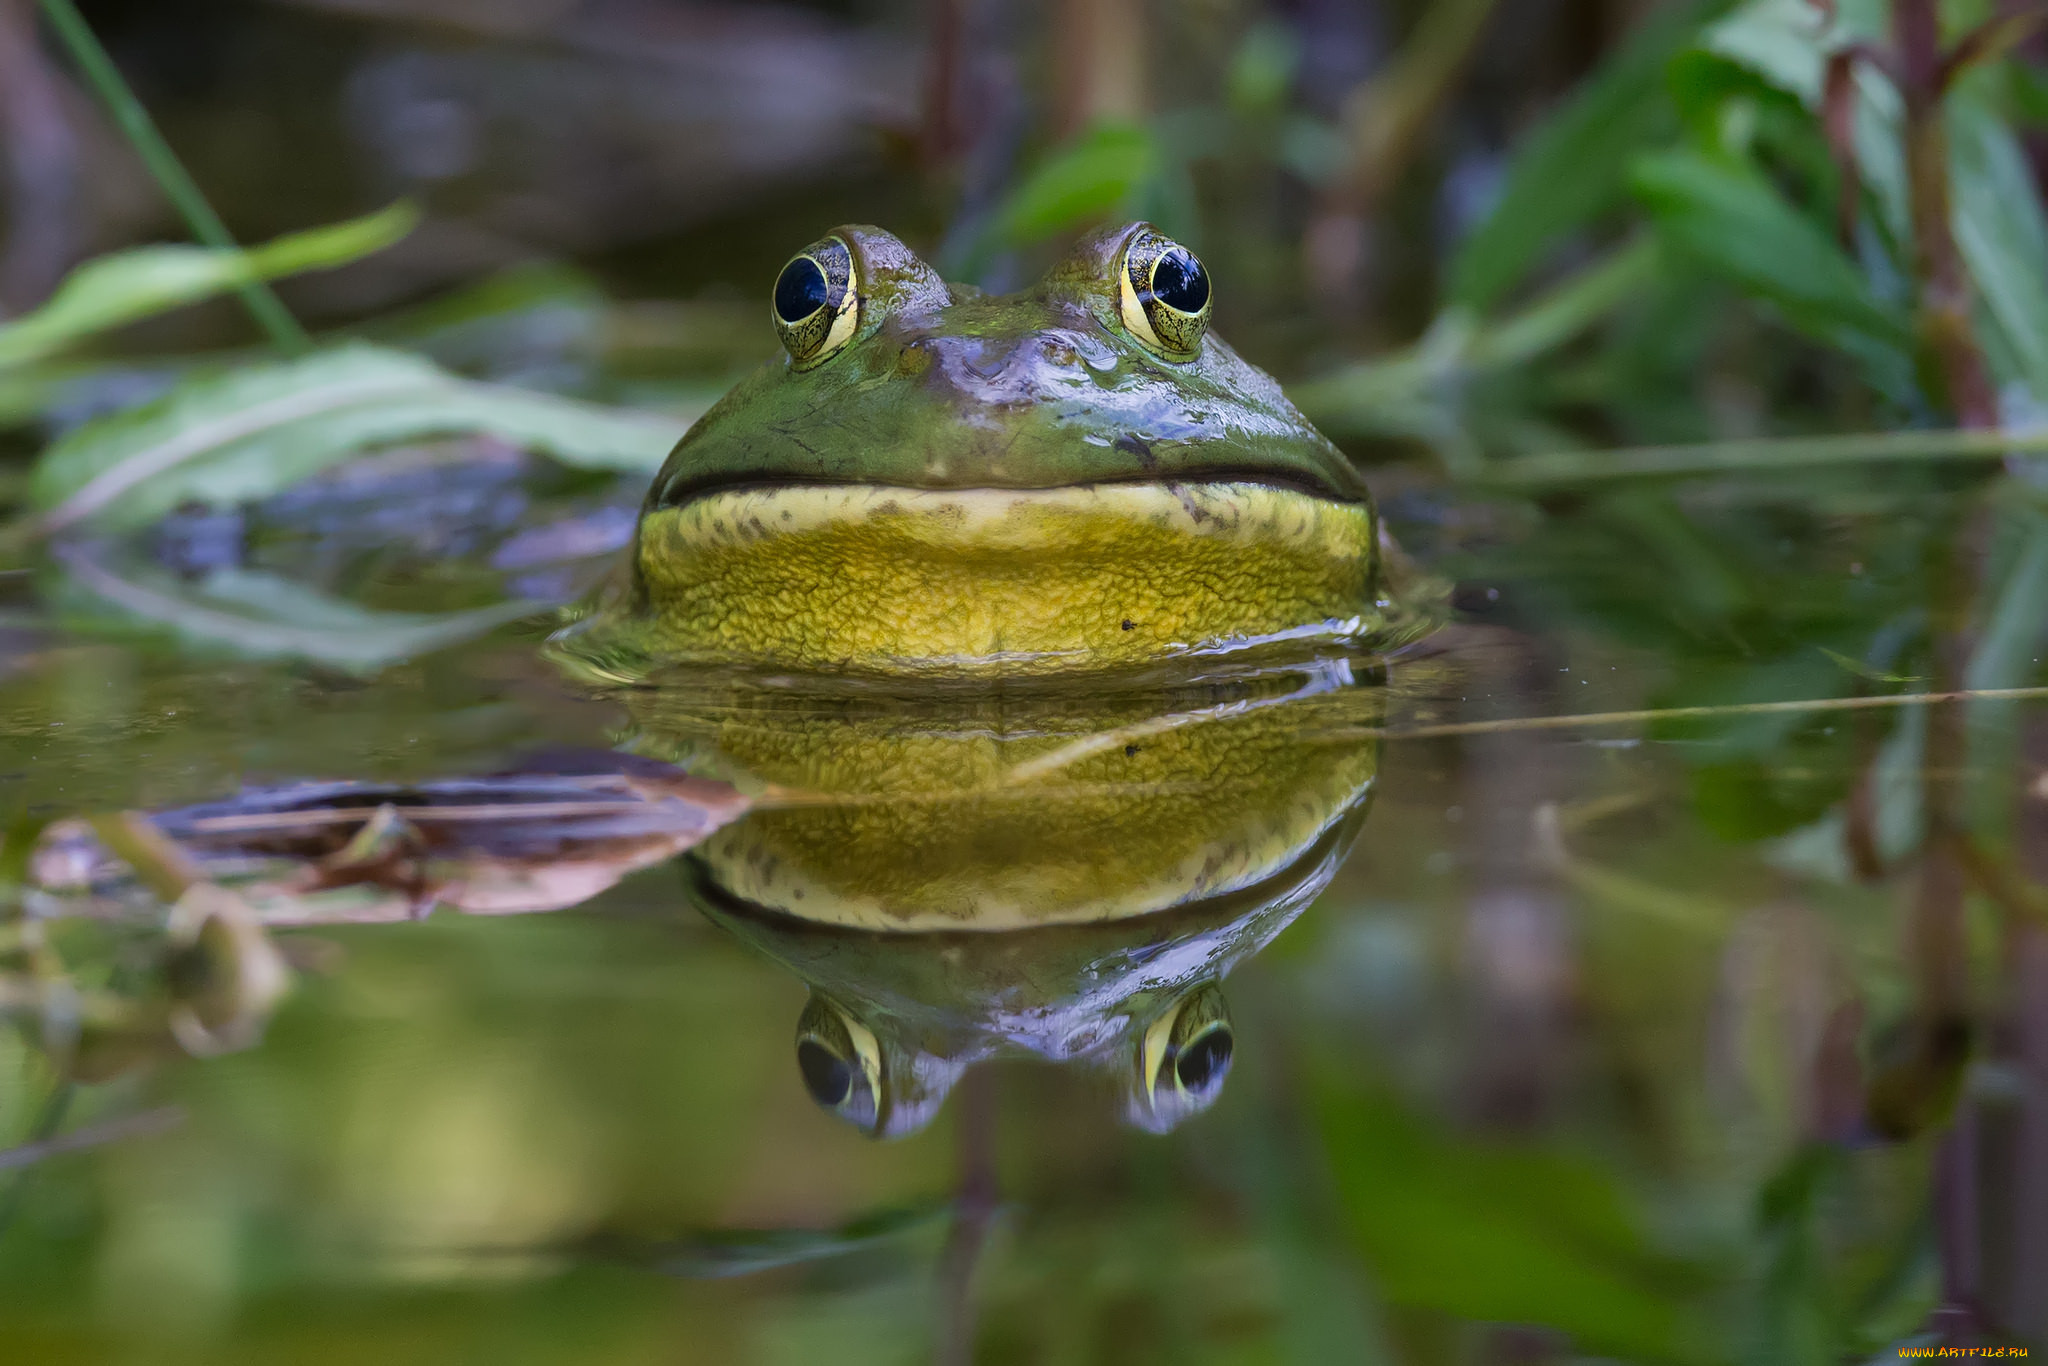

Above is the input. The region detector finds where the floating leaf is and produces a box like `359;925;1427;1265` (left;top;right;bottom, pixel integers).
40;754;755;923
0;203;418;369
27;342;684;533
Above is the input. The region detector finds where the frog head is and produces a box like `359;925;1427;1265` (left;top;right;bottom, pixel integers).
647;221;1369;503
563;223;1395;676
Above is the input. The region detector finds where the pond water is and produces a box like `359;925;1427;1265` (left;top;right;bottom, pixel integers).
1;455;2043;1364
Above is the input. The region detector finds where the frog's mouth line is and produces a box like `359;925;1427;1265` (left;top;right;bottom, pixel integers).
628;480;1384;672
650;466;1367;512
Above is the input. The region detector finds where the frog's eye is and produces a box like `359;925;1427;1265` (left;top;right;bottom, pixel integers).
1171;1022;1233;1094
1126;982;1234;1132
796;994;882;1131
772;236;860;368
1118;230;1211;361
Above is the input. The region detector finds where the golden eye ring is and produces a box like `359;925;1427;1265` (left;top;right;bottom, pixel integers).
1118;230;1212;361
772;236;860;368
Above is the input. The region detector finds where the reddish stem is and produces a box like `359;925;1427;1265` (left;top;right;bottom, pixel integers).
1893;0;2000;428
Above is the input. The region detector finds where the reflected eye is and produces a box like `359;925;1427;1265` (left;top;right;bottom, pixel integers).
797;1037;852;1106
1127;982;1234;1132
1173;1025;1233;1094
1118;229;1212;360
795;994;882;1131
772;236;859;368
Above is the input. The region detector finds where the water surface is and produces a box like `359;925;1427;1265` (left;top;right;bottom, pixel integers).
2;457;2042;1363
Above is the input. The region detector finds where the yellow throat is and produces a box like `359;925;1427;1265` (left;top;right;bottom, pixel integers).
628;481;1381;673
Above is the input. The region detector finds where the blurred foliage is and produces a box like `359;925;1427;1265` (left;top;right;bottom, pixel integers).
0;203;415;371
0;0;2046;1360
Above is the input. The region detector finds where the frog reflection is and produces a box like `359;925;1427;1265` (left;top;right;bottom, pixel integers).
627;652;1382;1136
793;980;1232;1139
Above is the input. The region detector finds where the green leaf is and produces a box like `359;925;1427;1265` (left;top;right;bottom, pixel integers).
27;343;685;533
996;122;1160;246
51;552;540;671
1699;0;1908;236
1949;94;2048;403
1448;0;1725;310
1630;149;1915;397
0;364;77;431
1293;238;1662;446
0;202;418;369
1227;21;1301;116
1705;0;2048;403
1318;1086;1722;1365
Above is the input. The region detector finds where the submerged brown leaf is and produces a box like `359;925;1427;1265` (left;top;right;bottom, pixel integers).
39;751;752;925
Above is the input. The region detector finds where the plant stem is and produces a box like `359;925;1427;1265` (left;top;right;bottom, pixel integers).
933;1067;998;1366
1480;424;2048;485
1893;0;1996;428
33;0;309;355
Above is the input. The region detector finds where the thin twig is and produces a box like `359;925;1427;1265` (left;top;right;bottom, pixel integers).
1939;11;2046;92
1325;685;2048;743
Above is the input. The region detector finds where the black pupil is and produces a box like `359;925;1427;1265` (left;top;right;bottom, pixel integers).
775;257;830;323
1175;1029;1233;1092
797;1039;853;1106
1151;249;1209;314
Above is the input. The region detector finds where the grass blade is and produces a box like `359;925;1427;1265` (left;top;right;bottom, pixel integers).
36;0;309;354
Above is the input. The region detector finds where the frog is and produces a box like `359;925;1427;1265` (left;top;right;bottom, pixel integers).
556;219;1406;677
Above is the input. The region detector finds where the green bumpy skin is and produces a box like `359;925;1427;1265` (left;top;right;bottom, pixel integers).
560;221;1395;677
